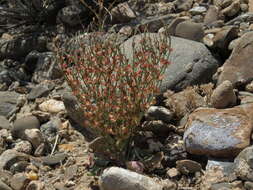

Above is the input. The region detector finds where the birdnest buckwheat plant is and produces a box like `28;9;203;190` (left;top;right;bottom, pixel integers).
56;33;172;161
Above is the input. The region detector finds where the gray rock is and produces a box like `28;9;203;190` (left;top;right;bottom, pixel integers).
23;129;44;149
0;149;29;170
221;0;240;17
244;181;253;190
26;181;45;190
174;0;193;11
12;116;40;139
175;21;204;42
120;33;220;92
159;17;187;36
27;83;54;100
210;80;237;108
176;159;202;174
184;105;253;157
31;52;63;83
110;2;137;24
10;173;30;190
234;145;253;181
40;118;60;140
0;116;11;129
0;91;20;118
206;158;235;177
189;6;207;15
211;182;232;190
145;106;173;123
204;6;219;25
225;13;253;25
217;32;253;87
0;180;12;190
0;36;46;60
57;5;87;27
10;161;29;174
14;141;33;154
40;153;67;166
99;167;176;190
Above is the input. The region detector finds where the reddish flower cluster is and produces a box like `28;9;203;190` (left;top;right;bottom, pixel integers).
57;34;171;154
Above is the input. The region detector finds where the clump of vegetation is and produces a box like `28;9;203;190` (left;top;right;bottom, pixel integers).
0;0;64;29
56;33;172;161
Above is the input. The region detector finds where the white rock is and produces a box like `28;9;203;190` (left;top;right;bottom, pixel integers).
39;99;65;113
99;167;176;190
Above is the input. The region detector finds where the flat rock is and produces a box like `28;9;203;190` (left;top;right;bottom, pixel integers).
0;91;20;117
120;33;220;92
184;105;253;157
217;32;253;87
206;158;235;177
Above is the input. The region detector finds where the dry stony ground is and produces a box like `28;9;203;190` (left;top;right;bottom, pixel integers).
1;0;253;189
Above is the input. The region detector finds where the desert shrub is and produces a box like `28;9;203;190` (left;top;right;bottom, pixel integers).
0;0;64;29
56;33;171;160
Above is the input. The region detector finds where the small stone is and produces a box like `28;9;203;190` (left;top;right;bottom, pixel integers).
27;83;54;100
204;6;219;25
26;172;39;181
211;80;237;108
176;159;202;174
240;3;249;12
126;161;145;174
245;81;253;93
99;167;176;190
11;173;30;190
221;0;240;17
10;161;29;174
26;181;45;190
166;168;180;178
206;158;235;177
0;179;12;190
40;153;67;166
64;180;75;187
175;21;204;42
0;116;11;129
39;99;65;113
234;145;253;181
110;2;136;24
23;129;44;149
40;118;60;140
14;141;33;154
12;116;40;139
189;6;207;15
244;181;253;190
145;106;173;123
0;149;29;170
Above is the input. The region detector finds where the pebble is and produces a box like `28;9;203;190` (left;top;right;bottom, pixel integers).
39;99;65;113
176;159;202;174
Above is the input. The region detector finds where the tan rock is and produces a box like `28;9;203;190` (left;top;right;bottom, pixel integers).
211;80;237;108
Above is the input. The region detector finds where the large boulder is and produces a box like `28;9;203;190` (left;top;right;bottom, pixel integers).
120;33;220;92
184;104;253;158
217;32;253;87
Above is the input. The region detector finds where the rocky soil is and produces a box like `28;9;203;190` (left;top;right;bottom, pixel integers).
1;0;253;189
